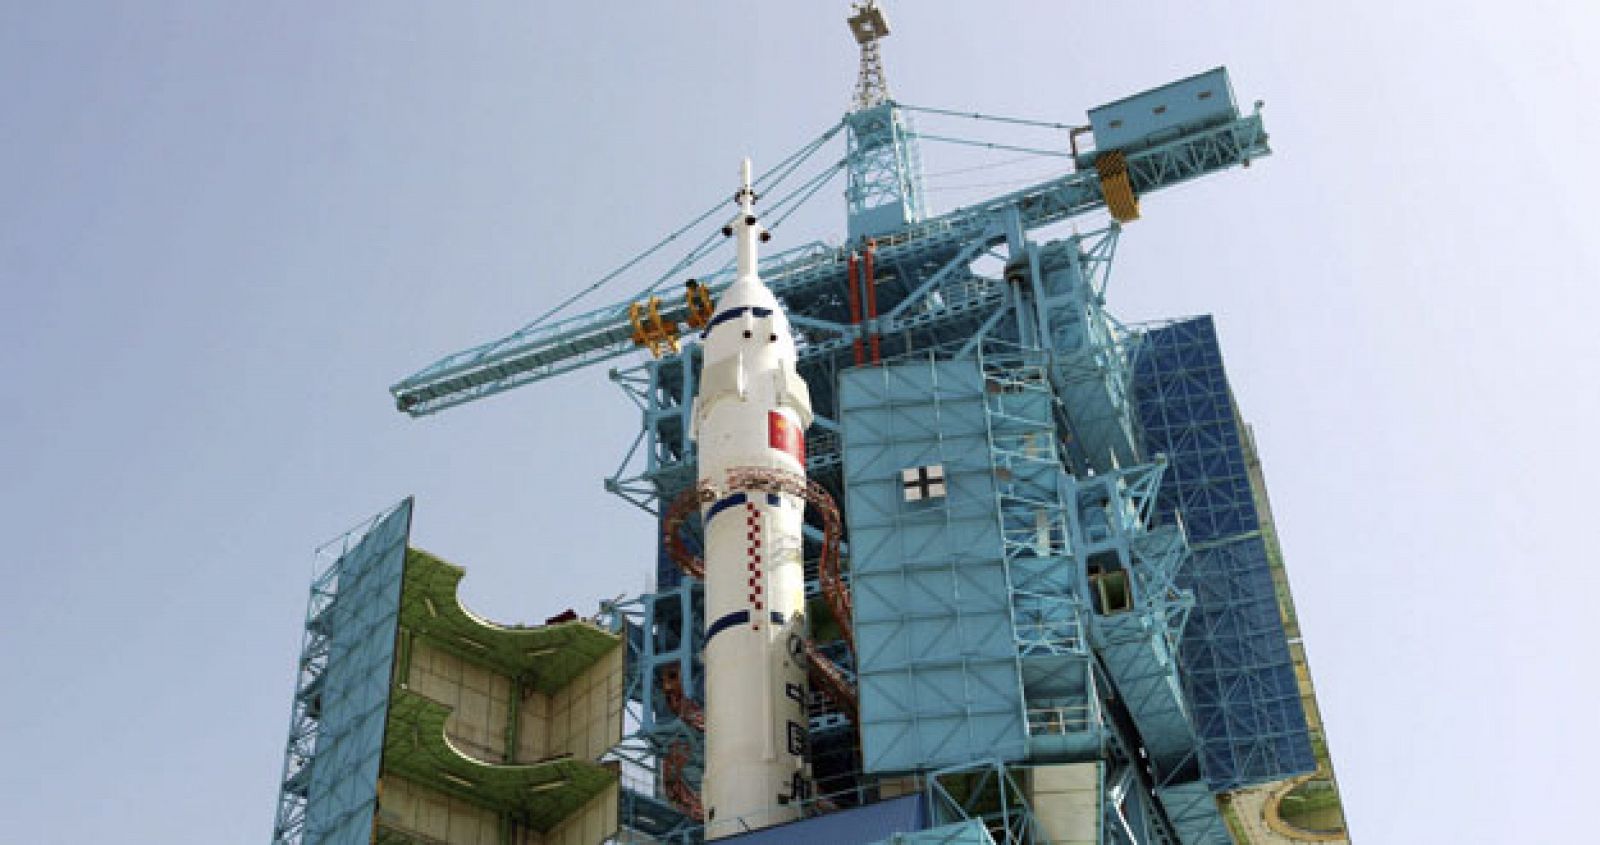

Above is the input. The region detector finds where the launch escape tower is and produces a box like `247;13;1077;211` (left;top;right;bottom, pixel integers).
276;5;1349;844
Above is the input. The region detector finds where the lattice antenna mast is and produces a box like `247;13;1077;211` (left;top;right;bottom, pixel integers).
843;1;924;241
850;2;891;109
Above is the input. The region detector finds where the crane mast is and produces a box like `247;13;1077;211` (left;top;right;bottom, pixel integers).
849;2;891;110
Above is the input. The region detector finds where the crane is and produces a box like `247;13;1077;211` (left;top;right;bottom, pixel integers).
390;94;1268;418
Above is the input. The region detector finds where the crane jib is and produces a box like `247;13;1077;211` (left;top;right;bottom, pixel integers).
390;111;1268;417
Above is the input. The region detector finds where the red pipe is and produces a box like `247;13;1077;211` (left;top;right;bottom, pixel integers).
847;252;865;366
864;240;881;363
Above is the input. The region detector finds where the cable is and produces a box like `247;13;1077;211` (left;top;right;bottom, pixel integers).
768;160;847;230
513;122;847;334
910;132;1071;158
923;172;1065;194
898;102;1079;131
921;153;1038;179
634;131;847;301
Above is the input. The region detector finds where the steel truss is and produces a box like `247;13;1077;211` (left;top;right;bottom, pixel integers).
1130;317;1315;794
273;499;413;845
389;106;1267;417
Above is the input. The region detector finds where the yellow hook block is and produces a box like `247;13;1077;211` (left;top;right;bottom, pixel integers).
629;297;680;357
684;280;715;329
1095;150;1141;223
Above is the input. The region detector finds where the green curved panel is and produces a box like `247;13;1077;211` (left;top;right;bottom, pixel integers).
382;688;617;832
399;549;619;693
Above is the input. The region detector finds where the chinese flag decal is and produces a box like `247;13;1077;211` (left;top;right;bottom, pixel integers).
769;411;806;464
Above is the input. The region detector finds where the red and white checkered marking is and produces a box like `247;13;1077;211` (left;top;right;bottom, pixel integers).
745;503;763;628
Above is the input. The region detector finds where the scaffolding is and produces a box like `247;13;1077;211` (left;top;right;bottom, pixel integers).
273;499;413;845
841;359;1032;773
1130;317;1315;792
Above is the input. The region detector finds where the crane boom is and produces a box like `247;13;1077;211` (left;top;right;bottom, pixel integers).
392;95;1267;418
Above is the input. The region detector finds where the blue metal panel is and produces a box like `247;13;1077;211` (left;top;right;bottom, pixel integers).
723;795;927;845
872;819;995;845
1094;612;1196;776
841;360;1029;773
275;500;412;845
1087;68;1238;157
1131;317;1314;791
1158;781;1233;845
978;361;1104;765
1033;232;1141;473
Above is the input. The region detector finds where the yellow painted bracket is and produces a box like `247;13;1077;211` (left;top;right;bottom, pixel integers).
684;281;715;329
1096;150;1141;223
629;297;680;357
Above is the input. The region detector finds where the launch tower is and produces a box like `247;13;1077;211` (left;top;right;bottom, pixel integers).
276;4;1349;843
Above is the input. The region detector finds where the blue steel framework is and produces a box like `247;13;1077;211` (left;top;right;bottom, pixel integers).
841;360;1030;774
273;499;414;845
922;760;1048;845
837;354;1228;844
384;68;1305;845
600;583;706;844
843;2;923;242
845;102;926;240
1130;318;1314;792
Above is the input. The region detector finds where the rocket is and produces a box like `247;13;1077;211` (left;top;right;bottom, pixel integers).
691;159;815;838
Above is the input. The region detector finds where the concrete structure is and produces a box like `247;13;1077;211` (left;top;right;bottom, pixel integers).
272;501;625;845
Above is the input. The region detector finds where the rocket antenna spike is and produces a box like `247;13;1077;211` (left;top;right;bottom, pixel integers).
734;156;758;207
732;157;772;246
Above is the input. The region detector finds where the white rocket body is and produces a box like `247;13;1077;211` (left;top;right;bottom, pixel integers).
692;160;814;838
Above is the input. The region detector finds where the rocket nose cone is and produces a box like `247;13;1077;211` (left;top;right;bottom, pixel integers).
701;280;799;365
716;277;780;311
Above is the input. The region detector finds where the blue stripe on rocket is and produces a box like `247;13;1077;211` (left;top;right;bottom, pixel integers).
702;306;774;339
706;491;786;525
705;610;790;644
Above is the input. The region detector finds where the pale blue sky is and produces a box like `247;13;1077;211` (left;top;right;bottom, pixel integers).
2;2;1596;842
